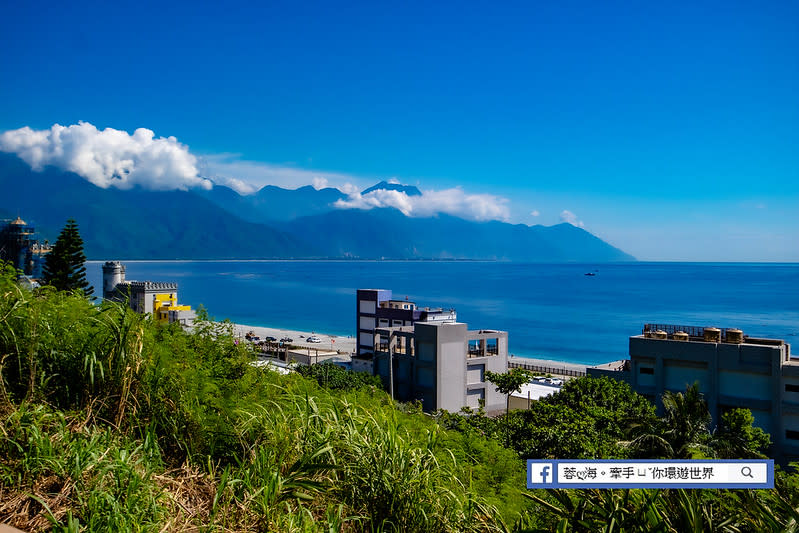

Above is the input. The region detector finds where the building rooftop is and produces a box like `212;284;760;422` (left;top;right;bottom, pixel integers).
638;323;786;347
118;280;178;290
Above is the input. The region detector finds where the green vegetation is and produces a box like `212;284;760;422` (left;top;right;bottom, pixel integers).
0;262;526;531
42;218;92;296
486;368;532;413
295;362;383;390
1;259;798;532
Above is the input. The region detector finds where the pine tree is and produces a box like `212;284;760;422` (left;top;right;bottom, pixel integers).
43;218;93;296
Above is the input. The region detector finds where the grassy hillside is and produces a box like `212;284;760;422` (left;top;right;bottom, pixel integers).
0;262;527;531
2;261;799;532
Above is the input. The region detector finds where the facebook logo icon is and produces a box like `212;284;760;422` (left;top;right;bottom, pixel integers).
528;461;555;487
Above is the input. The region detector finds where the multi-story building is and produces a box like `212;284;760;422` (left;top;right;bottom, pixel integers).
373;321;508;412
103;261;196;326
358;288;507;413
589;324;799;461
356;288;457;356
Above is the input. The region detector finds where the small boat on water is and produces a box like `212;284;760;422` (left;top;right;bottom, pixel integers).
584;272;596;276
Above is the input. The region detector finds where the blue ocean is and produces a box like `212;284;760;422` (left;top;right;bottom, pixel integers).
87;261;799;366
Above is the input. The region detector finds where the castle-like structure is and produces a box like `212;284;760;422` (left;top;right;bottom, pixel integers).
102;261;196;326
0;216;51;278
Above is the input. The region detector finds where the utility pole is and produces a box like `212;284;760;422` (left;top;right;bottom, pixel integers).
388;341;394;401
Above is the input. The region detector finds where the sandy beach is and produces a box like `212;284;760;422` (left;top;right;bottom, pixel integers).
232;323;357;354
229;322;594;373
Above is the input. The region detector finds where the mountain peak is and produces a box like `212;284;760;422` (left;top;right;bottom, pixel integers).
362;181;422;196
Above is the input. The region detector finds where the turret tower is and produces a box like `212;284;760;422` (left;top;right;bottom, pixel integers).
102;261;126;299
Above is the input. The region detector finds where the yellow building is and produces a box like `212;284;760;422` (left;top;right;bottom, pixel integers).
103;261;196;327
154;293;194;323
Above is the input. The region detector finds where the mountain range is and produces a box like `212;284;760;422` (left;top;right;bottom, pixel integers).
0;152;635;261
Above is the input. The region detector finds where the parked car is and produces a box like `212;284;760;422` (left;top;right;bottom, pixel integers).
265;336;277;342
550;378;564;386
280;337;293;343
306;336;322;343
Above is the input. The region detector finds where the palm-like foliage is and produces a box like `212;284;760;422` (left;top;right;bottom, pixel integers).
626;382;712;459
660;383;712;458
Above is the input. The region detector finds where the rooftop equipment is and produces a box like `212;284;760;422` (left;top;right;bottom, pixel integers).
726;328;744;344
703;327;721;343
672;331;689;341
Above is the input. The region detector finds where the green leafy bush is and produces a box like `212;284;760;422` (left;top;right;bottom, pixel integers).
295;361;383;390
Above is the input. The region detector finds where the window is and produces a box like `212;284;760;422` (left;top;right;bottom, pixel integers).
640;367;654;375
468;339;481;357
486;338;498;355
786;384;799;393
787;430;799;441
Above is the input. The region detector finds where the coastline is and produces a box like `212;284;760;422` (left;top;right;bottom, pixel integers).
230;322;357;354
227;321;595;374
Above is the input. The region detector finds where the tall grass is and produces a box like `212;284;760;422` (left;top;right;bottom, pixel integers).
6;261;795;532
0;263;517;531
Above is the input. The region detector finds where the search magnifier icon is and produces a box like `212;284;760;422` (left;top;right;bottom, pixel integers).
741;466;754;478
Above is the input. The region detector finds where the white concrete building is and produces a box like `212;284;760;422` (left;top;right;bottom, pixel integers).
373;321;508;413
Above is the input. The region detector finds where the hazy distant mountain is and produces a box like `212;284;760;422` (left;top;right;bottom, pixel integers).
0;152;635;261
199;183;346;224
281;208;635;261
0;153;308;259
361;181;422;196
200;180;423;226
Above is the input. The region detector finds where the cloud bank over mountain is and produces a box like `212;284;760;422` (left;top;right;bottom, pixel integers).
0;122;212;192
335;187;510;222
0;122;512;223
199;153;361;195
559;209;585;228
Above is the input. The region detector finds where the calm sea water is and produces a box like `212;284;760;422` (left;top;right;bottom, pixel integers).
87;261;799;366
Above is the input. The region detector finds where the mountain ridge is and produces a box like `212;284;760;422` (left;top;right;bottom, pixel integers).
0;153;635;262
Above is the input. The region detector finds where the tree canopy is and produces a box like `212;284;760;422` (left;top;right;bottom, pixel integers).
486;367;532;413
42;218;92;296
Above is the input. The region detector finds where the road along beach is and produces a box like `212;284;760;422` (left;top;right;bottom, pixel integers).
229;324;593;375
508;354;589;380
231;323;357;354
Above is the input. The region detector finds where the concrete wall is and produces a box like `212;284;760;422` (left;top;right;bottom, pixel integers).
626;335;799;461
426;322;468;412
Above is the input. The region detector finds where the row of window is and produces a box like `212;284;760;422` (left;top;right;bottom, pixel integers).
378;318;406;327
637;370;799;395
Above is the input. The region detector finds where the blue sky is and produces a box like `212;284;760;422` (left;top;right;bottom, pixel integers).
1;0;797;261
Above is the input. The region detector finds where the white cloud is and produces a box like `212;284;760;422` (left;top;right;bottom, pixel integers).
560;209;585;228
387;177;401;184
312;177;329;190
0;122;510;223
200;153;369;194
339;182;360;195
211;174;259;195
335;186;510;222
530;210;540;217
0;122;212;191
